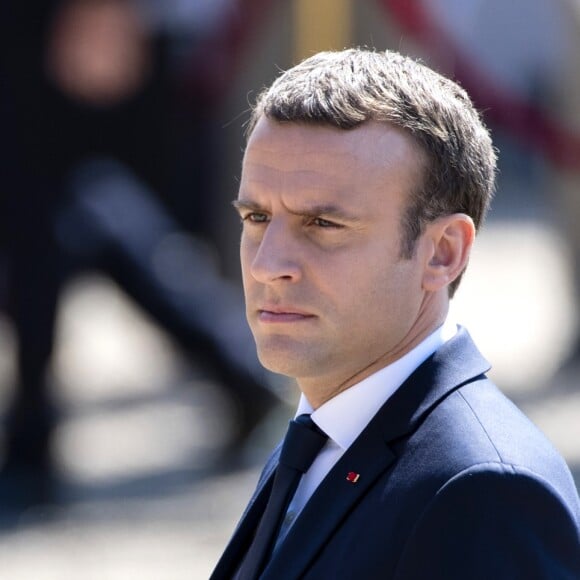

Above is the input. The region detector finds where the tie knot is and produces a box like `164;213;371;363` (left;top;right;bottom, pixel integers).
279;414;328;473
294;413;320;429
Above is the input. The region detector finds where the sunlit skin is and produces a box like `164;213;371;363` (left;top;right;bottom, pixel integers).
236;118;475;408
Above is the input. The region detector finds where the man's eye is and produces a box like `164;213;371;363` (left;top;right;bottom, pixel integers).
242;212;269;223
312;217;340;228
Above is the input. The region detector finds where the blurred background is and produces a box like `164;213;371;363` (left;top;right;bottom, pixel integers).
0;0;579;577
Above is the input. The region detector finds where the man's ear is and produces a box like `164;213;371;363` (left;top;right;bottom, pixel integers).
421;213;475;292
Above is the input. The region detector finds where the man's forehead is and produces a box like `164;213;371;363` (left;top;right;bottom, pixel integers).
246;117;422;162
245;119;353;162
241;118;426;199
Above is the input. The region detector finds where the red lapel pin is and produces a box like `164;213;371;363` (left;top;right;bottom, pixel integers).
346;471;360;483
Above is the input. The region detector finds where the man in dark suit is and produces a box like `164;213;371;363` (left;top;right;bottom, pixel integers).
211;48;580;579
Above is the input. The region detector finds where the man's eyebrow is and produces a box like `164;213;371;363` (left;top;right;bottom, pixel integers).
232;199;361;223
232;199;263;213
297;204;359;222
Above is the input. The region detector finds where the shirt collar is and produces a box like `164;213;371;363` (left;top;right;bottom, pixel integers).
296;318;457;451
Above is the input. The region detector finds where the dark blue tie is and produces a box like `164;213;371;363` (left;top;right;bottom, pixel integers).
237;414;328;579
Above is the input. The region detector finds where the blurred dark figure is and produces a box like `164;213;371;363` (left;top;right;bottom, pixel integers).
0;0;279;512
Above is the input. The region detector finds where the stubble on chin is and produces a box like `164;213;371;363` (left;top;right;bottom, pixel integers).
253;332;319;378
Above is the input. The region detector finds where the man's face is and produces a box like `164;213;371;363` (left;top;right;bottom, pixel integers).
236;118;434;405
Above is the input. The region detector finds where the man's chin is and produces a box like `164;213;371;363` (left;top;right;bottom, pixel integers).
256;341;319;379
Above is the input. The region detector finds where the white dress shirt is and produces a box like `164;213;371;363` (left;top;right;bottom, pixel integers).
276;318;458;542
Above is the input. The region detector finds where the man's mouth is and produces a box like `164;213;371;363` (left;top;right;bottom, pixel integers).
257;306;315;323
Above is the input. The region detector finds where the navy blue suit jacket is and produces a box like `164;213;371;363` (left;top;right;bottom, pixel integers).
212;329;580;579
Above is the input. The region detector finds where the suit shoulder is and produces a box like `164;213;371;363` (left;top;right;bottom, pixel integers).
433;379;568;465
454;380;572;474
404;378;580;512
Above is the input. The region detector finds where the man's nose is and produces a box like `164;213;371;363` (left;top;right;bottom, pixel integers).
248;220;302;284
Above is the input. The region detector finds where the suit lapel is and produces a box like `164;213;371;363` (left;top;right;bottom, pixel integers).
377;326;490;443
263;328;490;579
264;419;395;579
